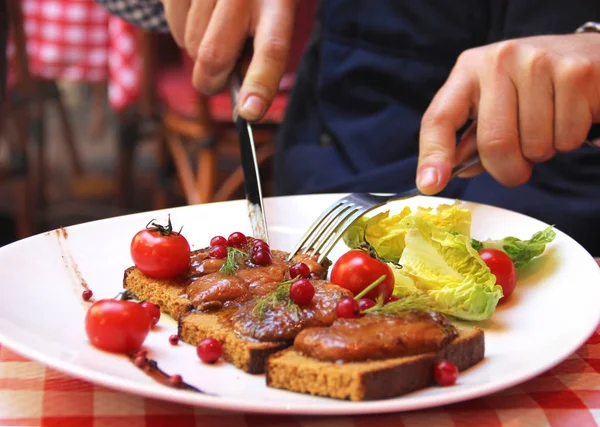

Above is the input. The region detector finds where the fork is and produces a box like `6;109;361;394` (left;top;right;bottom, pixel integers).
286;154;483;264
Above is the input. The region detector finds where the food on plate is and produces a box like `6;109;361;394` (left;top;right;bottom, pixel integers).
124;230;338;373
130;215;191;280
265;311;484;401
85;299;151;353
342;202;555;319
104;201;554;400
196;337;223;363
478;249;517;302
329;249;395;301
471;226;556;269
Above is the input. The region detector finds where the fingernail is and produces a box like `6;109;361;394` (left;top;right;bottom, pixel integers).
241;95;265;119
418;167;440;190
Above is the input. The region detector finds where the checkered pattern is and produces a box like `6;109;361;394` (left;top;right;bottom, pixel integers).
7;0;142;111
1;328;600;427
94;0;169;33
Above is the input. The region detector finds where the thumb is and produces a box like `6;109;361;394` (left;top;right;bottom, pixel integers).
417;72;477;194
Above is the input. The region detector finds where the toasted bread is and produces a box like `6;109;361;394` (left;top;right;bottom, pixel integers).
178;309;289;374
265;326;485;401
123;266;192;321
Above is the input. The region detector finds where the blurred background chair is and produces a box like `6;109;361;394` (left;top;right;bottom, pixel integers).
136;0;319;209
0;0;319;246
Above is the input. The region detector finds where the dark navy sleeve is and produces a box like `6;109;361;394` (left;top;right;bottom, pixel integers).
94;0;169;32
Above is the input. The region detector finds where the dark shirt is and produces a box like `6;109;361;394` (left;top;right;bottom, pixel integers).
95;0;600;255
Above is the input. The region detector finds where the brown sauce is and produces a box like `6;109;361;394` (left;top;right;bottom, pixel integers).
294;311;458;362
127;352;210;394
230;280;353;342
53;228;93;304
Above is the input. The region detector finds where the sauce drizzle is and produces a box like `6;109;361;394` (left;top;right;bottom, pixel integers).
127;352;211;394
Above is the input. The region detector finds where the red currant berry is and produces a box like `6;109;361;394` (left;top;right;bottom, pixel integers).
252;239;269;252
336;297;360;319
196;337;223;363
289;262;310;279
134;355;146;368
210;236;228;247
227;232;247;248
251;250;272;266
387;295;399;303
168;374;182;387
290;279;315;305
358;298;376;311
308;272;321;280
140;301;161;327
434;360;459;386
209;245;228;259
82;289;93;301
169;334;179;345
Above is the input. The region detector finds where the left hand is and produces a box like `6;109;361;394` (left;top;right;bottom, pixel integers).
417;33;600;194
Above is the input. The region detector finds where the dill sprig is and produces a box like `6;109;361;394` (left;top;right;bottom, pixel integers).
363;292;437;315
252;282;301;321
219;247;248;275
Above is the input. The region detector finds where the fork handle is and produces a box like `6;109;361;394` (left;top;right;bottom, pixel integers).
450;154;481;178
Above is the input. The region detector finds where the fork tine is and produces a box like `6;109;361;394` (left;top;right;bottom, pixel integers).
286;199;351;261
301;202;355;257
309;205;361;258
316;207;371;264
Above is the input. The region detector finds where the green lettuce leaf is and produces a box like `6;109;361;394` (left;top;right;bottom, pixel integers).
412;202;472;238
386;216;502;320
471;226;556;269
341;203;471;264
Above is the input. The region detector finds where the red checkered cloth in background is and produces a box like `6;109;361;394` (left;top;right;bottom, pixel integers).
7;0;141;111
1;327;600;427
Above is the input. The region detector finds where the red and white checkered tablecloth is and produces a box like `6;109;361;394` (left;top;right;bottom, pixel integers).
7;0;141;111
2;259;599;426
1;330;600;427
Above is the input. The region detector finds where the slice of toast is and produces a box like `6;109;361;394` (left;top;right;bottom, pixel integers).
178;309;289;374
123;266;192;321
265;327;485;401
124;266;291;374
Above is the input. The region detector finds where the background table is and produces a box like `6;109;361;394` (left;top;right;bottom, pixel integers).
1;259;599;427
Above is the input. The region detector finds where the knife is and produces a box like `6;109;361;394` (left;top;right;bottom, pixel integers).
229;69;270;244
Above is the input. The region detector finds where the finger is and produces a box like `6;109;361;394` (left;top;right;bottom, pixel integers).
417;56;478;195
238;0;296;121
553;59;594;152
162;0;192;47
455;122;484;178
515;49;555;162
184;0;217;60
193;0;249;94
477;64;532;186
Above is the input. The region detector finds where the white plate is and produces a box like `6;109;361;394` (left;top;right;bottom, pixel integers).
1;194;599;415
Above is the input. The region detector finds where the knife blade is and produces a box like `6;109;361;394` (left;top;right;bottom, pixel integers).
229;70;270;244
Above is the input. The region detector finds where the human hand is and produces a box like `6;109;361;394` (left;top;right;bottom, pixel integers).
417;33;600;194
160;0;296;121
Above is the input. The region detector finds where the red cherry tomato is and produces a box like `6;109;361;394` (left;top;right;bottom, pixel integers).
140;301;161;327
330;250;395;301
130;219;191;279
479;249;517;302
434;360;459;386
85;299;151;353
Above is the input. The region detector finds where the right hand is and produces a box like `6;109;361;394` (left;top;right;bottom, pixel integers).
160;0;297;121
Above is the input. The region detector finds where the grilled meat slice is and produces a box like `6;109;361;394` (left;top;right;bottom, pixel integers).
231;280;353;342
294;310;458;362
